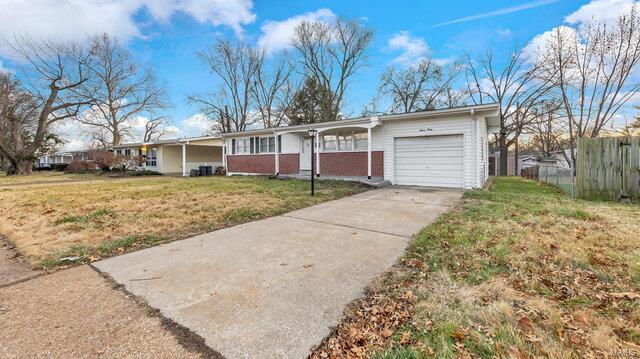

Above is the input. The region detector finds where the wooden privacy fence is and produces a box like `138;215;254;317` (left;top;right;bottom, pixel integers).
576;137;640;201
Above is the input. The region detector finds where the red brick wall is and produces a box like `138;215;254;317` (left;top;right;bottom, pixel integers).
279;154;299;174
227;154;275;174
319;151;383;177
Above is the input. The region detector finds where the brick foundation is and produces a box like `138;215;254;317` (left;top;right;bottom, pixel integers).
227;154;275;174
278;153;299;174
319;151;383;177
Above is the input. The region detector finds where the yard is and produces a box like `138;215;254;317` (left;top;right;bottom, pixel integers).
0;175;368;268
0;171;96;185
312;177;640;358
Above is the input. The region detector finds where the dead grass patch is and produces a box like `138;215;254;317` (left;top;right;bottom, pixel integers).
311;177;640;359
0;176;367;267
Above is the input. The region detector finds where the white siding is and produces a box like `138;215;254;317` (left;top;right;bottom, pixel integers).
476;117;489;187
381;115;476;189
394;135;464;187
280;133;301;153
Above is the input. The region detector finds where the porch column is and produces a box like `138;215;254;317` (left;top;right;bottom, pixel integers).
182;144;187;177
275;133;279;175
316;138;320;177
222;143;227;172
367;126;372;179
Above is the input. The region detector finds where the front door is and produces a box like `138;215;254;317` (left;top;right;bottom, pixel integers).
300;137;312;170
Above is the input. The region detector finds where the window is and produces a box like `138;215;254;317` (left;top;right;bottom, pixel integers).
146;148;157;167
233;138;251;154
323;135;337;150
338;133;352;151
322;131;368;151
124;149;131;157
116;149;122;155
354;132;368;150
260;136;275;153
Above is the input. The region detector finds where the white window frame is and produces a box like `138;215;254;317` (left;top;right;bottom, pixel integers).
322;130;368;152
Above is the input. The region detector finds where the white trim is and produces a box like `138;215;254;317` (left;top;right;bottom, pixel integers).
181;144;187;177
367;126;372;178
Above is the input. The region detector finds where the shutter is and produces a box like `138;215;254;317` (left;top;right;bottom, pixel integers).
250;137;254;154
278;135;282;153
231;139;236;154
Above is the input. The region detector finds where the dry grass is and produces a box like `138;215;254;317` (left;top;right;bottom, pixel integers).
311;177;640;358
0;171;95;185
0;175;368;268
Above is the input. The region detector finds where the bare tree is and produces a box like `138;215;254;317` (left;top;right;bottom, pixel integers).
539;7;640;167
378;58;462;113
465;48;555;175
79;33;168;146
143;117;170;142
188;40;263;133
0;36;93;174
292;18;373;121
526;101;565;156
253;55;295;128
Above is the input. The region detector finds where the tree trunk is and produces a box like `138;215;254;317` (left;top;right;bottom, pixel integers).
8;158;33;175
499;130;508;176
514;138;519;176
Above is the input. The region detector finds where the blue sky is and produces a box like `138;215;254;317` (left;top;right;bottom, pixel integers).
135;0;587;123
0;0;623;147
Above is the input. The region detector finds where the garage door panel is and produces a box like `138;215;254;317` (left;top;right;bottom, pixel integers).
394;135;463;188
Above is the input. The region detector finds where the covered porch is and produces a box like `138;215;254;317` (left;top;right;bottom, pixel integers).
162;137;224;176
275;119;382;179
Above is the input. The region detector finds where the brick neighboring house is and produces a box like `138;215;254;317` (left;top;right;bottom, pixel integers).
222;103;501;189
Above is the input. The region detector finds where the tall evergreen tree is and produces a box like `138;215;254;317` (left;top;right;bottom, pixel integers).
285;77;336;125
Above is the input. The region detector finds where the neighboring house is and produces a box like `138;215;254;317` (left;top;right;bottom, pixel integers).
112;136;224;175
221;103;500;189
35;152;73;169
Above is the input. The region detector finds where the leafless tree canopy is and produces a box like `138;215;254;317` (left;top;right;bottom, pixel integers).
0;36;93;174
526;100;565;156
188;40;263;133
536;7;640;165
80;33;169;147
465;48;555;175
253;55;294;128
292;18;373;121
378;58;463;113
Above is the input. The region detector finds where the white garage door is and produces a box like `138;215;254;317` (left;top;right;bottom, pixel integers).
394;134;464;188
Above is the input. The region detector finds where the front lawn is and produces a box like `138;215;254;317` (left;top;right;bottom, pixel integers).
312;177;640;358
0;176;368;268
0;171;95;185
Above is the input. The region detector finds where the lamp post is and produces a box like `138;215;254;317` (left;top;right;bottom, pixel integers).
307;129;317;196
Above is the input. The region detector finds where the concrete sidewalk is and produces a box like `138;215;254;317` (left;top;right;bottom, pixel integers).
94;186;461;358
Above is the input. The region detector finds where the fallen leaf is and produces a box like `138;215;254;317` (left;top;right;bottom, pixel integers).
518;315;534;331
400;331;411;344
611;292;640;300
453;328;466;341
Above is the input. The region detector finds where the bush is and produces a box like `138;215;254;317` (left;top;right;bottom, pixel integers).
65;161;95;173
127;169;161;176
215;166;227;176
51;163;69;172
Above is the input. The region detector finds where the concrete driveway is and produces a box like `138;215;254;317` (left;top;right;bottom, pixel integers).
94;186;461;358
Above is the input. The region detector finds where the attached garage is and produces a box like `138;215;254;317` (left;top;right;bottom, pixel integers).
223;103;500;189
393;135;464;188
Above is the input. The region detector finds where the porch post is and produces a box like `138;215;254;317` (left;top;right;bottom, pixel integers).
316;137;320;177
367;126;372;179
182;143;187;177
222;142;227;171
275;132;279;175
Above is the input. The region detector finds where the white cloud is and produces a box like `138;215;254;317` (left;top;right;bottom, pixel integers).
257;8;335;53
497;28;513;37
432;0;561;28
387;31;430;66
175;114;217;137
523;25;578;61
564;0;637;25
0;0;256;56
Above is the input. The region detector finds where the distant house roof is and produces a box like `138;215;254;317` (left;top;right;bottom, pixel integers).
112;135;222;149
